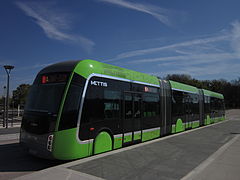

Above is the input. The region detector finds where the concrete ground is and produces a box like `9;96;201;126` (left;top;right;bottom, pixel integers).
14;109;240;180
0;122;62;180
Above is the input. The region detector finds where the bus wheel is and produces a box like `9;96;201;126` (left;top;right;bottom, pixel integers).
93;131;112;155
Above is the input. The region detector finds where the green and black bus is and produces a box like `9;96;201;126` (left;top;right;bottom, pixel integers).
20;60;225;160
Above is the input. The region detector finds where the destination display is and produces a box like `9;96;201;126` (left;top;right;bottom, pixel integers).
41;73;68;84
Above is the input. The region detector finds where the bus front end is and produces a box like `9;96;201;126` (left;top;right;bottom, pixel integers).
20;61;79;159
20;111;57;159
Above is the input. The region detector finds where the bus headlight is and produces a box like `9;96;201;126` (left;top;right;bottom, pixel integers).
47;134;54;152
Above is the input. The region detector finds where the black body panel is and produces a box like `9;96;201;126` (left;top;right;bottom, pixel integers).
38;61;79;75
20;129;54;159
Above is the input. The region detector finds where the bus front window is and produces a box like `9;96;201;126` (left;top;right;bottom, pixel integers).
22;73;69;134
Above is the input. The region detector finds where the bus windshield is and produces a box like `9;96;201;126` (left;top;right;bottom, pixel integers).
24;83;65;114
25;72;69;113
22;73;69;134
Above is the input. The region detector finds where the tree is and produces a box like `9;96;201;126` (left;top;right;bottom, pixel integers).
12;84;31;107
165;74;192;84
231;77;240;86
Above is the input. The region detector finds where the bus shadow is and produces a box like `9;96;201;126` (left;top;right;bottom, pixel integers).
230;132;240;135
0;143;63;172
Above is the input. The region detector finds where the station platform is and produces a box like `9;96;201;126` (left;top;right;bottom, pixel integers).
0;118;21;130
16;110;240;180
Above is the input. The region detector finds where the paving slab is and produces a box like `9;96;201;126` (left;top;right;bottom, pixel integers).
15;167;104;180
182;134;240;180
15;109;240;180
68;120;240;180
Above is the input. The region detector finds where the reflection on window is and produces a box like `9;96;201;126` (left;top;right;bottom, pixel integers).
125;94;132;119
25;84;65;114
172;90;184;116
142;93;160;129
59;73;85;130
143;94;159;118
104;90;121;119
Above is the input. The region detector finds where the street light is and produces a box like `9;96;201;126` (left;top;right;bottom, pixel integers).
3;86;6;127
4;65;14;128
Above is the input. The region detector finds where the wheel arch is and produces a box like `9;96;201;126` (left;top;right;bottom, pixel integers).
93;127;114;155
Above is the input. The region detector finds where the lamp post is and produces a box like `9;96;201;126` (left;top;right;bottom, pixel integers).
4;65;14;128
3;86;6;127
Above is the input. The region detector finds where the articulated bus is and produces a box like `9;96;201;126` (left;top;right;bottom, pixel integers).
20;60;225;160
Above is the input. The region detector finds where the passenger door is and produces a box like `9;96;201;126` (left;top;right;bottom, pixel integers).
185;97;192;129
123;93;142;145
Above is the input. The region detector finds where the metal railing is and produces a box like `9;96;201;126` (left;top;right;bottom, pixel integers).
0;108;23;127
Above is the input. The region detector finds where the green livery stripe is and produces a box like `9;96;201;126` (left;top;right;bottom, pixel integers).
185;122;191;129
170;80;199;94
172;120;200;133
205;115;211;125
203;89;224;99
192;121;200;128
142;128;160;142
94;131;112;155
204;115;226;125
134;131;141;141
52;128;93;160
172;125;176;133
113;135;122;149
73;60;160;86
214;117;219;123
123;133;132;143
176;119;185;132
53;116;225;160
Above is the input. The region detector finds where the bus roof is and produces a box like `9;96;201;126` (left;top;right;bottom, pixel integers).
203;89;224;99
38;60;79;75
169;80;199;94
74;59;160;86
37;59;224;100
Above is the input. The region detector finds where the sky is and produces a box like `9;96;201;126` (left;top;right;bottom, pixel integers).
0;0;240;96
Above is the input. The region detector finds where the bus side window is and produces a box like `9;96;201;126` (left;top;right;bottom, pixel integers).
81;85;104;123
81;77;130;123
142;93;160;129
59;73;86;131
104;90;121;120
172;90;184;118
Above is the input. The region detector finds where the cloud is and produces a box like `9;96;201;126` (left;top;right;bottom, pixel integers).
105;34;230;62
16;2;95;52
151;62;240;79
231;20;240;56
126;21;240;65
130;52;237;64
99;0;173;26
103;20;240;80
